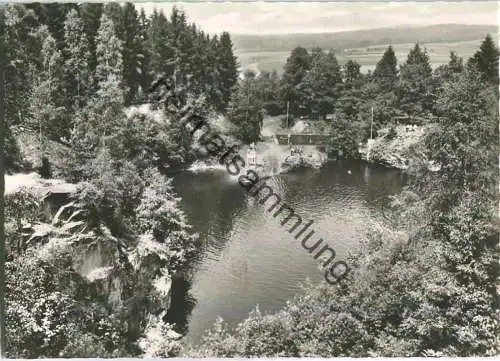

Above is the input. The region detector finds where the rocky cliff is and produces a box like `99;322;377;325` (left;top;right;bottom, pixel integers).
359;125;429;170
5;173;184;355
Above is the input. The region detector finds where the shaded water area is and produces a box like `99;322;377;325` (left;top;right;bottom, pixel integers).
168;160;406;345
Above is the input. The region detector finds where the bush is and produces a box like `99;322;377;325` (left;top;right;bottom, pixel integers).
4;189;44;256
39;156;52;179
77;148;144;235
386;126;397;140
264;101;282;116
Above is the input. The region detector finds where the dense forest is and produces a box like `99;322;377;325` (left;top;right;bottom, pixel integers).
1;1;499;358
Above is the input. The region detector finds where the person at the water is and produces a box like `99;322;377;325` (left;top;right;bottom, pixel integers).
247;142;257;167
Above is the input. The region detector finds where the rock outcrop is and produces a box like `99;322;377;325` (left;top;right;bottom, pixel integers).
280;147;328;173
5;174;174;332
359;125;428;170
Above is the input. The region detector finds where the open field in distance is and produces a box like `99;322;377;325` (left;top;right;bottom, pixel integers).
233;24;497;74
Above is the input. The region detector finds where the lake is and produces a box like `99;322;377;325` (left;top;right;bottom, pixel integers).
169;160;406;345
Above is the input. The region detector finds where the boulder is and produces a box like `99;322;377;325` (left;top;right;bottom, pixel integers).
281;150;327;173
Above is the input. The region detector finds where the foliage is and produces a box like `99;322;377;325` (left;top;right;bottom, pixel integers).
79;2;103;78
134;167;197;270
5;251;122;357
120;3;142;105
227;70;265;142
4;188;43;256
373;46;399;91
467;34;499;85
424;68;498;204
398;44;435;115
63;9;91;108
187;316;239;357
255;69;282;115
343;60;363;89
280;46;312;116
217;31;239;111
95;13;124;86
4;188;42;226
302;48;343;120
3;4;38;127
356;81;401;139
139;317;182;357
386;126;397;140
434;51;464;84
325;116;363;158
77;147;144;235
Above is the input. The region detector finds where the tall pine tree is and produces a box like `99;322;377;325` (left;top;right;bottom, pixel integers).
78;13;125;151
95;13;123;89
79;2;103;86
27;25;66;174
63;9;90;108
398;43;435;115
4;4;38;126
217;31;239;112
337;60;364;120
137;7;150;100
280;46;311;116
121;3;141;105
373;45;398;91
467;34;499;85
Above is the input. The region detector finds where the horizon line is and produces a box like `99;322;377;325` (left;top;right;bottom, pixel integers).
228;23;498;36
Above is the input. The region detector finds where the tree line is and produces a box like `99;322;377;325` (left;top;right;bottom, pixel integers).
228;35;498;156
4;2;238;172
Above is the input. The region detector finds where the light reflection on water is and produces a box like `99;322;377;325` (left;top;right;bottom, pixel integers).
170;160;405;344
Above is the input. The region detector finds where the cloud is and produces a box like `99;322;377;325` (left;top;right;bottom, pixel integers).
137;1;498;35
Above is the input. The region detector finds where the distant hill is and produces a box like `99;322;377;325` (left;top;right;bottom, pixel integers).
232;24;497;53
232;24;498;74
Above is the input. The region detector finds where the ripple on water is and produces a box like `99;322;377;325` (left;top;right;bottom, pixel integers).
172;160;405;344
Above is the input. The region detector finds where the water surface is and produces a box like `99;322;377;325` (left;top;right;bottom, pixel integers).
171;160;405;344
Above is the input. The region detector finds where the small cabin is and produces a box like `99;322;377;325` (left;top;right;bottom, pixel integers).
40;183;78;220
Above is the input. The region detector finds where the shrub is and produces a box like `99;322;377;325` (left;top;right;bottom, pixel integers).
264;101;282;116
386;126;397;140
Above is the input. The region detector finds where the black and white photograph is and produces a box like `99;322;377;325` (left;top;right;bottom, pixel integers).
0;0;498;358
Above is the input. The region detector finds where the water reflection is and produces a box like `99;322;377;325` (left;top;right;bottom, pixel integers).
164;277;196;335
170;160;405;344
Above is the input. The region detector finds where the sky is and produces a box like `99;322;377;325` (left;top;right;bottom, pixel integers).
136;1;499;35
